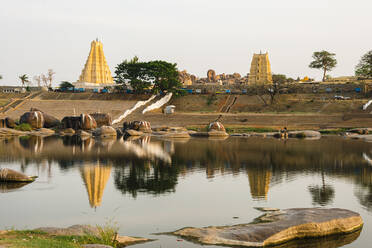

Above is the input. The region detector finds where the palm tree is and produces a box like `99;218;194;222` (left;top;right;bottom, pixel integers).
19;74;29;87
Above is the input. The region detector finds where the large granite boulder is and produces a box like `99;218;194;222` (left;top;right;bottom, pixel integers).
208;122;226;132
90;113;112;127
62;116;81;130
288;130;321;139
30;108;60;128
93;126;117;138
0;168;36;182
62;114;97;130
0;117;16;129
81;114;97;130
123;121;151;133
171;208;363;247
20;111;44;129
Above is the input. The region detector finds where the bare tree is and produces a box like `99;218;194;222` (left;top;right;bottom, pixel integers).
41;74;48;87
33;75;41;87
47;69;55;88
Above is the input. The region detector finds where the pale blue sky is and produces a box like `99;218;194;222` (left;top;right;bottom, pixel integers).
0;0;371;85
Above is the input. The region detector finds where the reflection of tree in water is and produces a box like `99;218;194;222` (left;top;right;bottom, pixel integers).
354;167;372;211
113;160;179;198
308;171;335;206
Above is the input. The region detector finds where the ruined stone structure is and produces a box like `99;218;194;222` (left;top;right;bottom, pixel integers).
207;69;216;82
248;52;273;84
178;70;194;86
76;39;114;87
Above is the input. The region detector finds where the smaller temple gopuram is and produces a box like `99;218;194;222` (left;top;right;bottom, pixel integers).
75;39;114;88
248;52;273;84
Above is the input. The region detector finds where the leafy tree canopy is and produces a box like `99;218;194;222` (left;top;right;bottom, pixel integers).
59;81;74;89
272;74;287;85
115;57;182;93
309;50;337;82
355;50;372;79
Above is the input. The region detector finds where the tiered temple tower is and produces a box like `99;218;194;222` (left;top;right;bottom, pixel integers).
77;39;114;86
248;52;273;84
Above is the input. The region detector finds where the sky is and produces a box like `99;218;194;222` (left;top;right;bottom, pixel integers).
0;0;371;86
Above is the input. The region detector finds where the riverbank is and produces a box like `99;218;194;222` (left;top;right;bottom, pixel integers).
0;225;150;248
0;92;371;130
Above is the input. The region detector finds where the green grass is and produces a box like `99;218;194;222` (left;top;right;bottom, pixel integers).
225;127;278;133
0;230;80;248
319;128;349;135
15;123;32;131
0;223;119;248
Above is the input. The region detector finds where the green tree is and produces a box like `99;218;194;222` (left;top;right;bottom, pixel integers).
355;50;372;79
309;50;337;82
0;75;2;80
19;74;29;87
59;81;74;89
115;56;152;93
146;60;182;93
115;57;182;93
272;74;287;85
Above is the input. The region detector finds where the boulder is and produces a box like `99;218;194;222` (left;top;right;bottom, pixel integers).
59;128;75;135
30;108;60;128
161;132;190;138
61;116;81;130
125;129;144;136
19;111;44;129
208;122;226;132
116;128;124;138
61;114;97;130
90;113;112;127
0;128;25;137
0;118;16;129
171;208;363;247
94;126;117;138
347;128;370;135
288;130;321;139
0;168;36;182
123;121;151;133
76;130;91;137
208;130;229;137
81;114;97;130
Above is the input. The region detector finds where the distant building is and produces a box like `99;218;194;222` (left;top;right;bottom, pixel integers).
248;52;273;84
75;39;114;89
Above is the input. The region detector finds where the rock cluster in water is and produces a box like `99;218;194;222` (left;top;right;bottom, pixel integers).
171;208;363;247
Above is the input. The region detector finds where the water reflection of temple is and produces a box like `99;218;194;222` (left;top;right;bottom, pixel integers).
247;167;271;200
80;161;112;208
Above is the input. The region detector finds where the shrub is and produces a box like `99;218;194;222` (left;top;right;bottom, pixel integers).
81;223;119;247
15;123;32;131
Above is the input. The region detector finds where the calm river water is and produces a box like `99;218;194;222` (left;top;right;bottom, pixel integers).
1;135;372;248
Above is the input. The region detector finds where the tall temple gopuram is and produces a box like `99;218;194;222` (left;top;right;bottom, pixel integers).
75;39;114;88
248;52;273;84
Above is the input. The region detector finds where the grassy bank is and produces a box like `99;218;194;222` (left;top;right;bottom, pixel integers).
0;226;119;248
